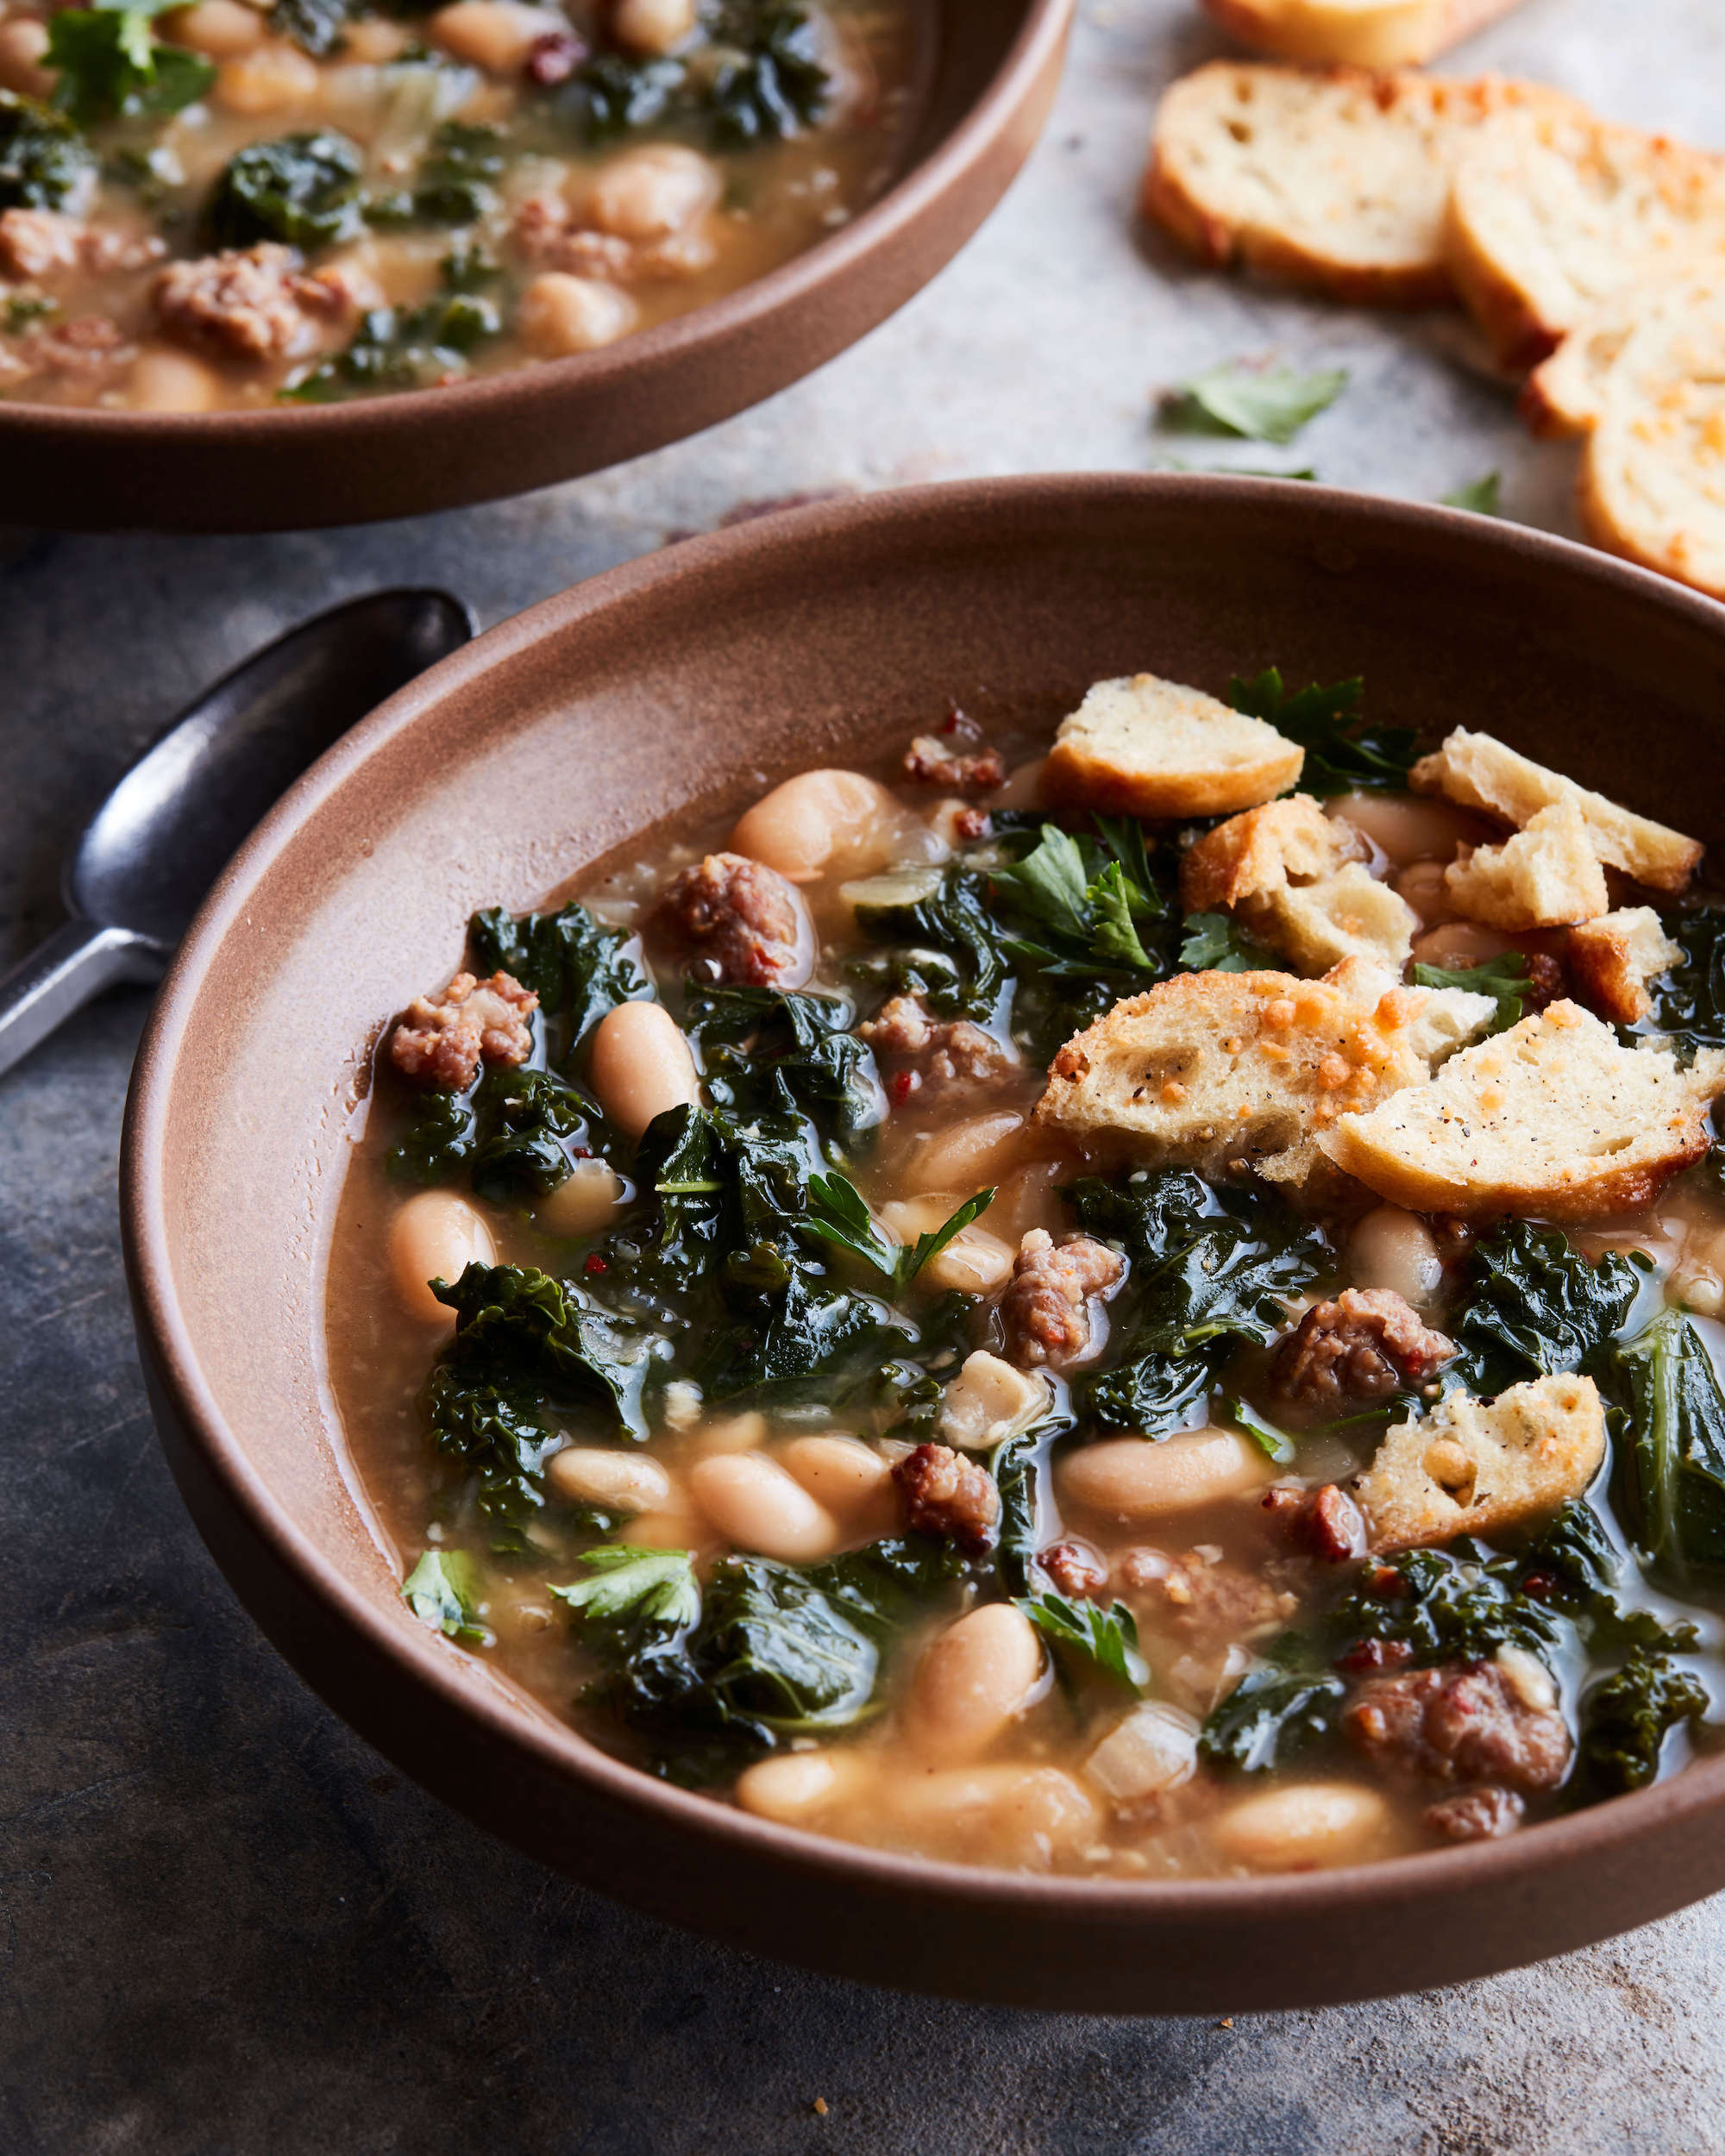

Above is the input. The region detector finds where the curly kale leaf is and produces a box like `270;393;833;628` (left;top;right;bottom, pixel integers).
1447;1219;1651;1396
433;1261;658;1439
1200;1645;1347;1772
1018;1590;1147;1692
405;118;505;223
560;52;683;143
388;1062;598;1197
283;292;499;399
207;129;365;248
1227;666;1417;795
47;3;213;127
0;91;95;210
469;899;653;1044
687;985;883;1141
692;1257;910;1406
1577;1649;1710;1796
703;3;829;147
1333;1545;1569;1669
851;864;1009;1023
424;1364;553;1526
1604;1307;1725;1580
1646;905;1725;1055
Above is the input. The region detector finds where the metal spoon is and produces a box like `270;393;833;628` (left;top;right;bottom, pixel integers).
0;587;474;1078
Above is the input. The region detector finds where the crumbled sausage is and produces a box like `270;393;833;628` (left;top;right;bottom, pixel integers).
1000;1230;1124;1369
859;993;1016;1103
24;311;132;379
1261;1481;1368;1563
152;244;362;362
389;970;538;1090
1270;1288;1455;1407
1343;1659;1571;1792
1117;1546;1297;1653
901;734;1007;793
511;193;713;282
1038;1540;1107;1599
891;1442;999;1556
0;208;163;282
658;850;807;987
1422;1784;1525;1841
1520;950;1566;1015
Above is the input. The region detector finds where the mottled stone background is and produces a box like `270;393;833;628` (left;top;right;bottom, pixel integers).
5;1;1725;2147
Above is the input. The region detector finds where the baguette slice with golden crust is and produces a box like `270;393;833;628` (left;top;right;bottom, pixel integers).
1033;968;1430;1192
1043;672;1303;818
1320;999;1725;1218
1410;726;1702;893
1444;109;1725;367
1145;64;1574;309
1521;274;1725;439
1181;794;1417;972
1204;0;1527;67
1579;379;1725;604
1352;1375;1606;1555
1566;906;1683;1025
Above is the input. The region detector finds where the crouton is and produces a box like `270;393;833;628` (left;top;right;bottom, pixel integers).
1410;726;1701;894
1320;999;1725;1218
1326;956;1498;1066
1034;968;1430;1191
1443;799;1609;931
1443;108;1725;368
1144;64;1577;310
1201;0;1527;69
1182;795;1417;973
1566;906;1682;1025
1520;273;1725;439
1043;672;1303;819
1352;1374;1606;1553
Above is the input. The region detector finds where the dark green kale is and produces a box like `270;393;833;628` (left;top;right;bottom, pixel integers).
1411;951;1534;1036
46;3;214;126
1330;1544;1567;1669
405;119;505;224
687;986;882;1141
703;3;829;148
802;1172;994;1291
1068;1169;1332;1433
851;864;1010;1023
388;1062;599;1197
1604;1308;1725;1579
692;1257;911;1406
207;131;365;249
1179;911;1277;972
281;292;499;399
1227;667;1417;795
1017;1590;1147;1692
1446;1219;1651;1396
401;1548;487;1641
0;91;95;210
1199;1645;1347;1772
424;1364;552;1526
1645;906;1725;1054
560;53;683;143
272;0;350;54
1576;1649;1710;1796
991;1425;1046;1597
433;1260;659;1440
469;899;652;1044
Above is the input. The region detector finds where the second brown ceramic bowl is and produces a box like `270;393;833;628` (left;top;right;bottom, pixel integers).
0;0;1070;534
122;477;1725;2011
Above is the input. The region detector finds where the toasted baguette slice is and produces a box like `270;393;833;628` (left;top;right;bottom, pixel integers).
1320;999;1725;1217
1443;799;1609;929
1043;673;1303;818
1203;0;1527;68
1444;109;1725;367
1410;726;1702;893
1034;968;1429;1190
1579;378;1725;605
1145;65;1574;309
1182;795;1417;972
1566;906;1682;1025
1352;1375;1605;1554
1521;274;1725;439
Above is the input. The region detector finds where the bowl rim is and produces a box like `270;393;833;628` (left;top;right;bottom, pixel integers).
0;0;1072;447
121;471;1725;1935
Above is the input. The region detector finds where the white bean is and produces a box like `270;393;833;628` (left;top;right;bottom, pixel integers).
990;756;1046;811
388;1190;496;1326
1212;1781;1396;1872
620;1501;711;1552
586;142;718;241
986;1156;1078;1246
1392;857;1456;929
1411;919;1523;969
160;0;265;55
734;1748;861;1825
428;0;555;71
214;38;318;111
611;0;696;53
778;1436;900;1540
687;1411;769;1457
0;17;53;97
125;347;226;414
543;1446;671;1514
881;1764;1098;1867
902;1110;1032;1195
1327;793;1484;868
935;1351;1049;1451
1057;1429;1273;1522
731;769;938;886
1349;1205;1443;1307
689;1452;843;1563
588;1000;699;1141
876;1198;1013;1294
535;1156;624;1238
902;1602;1044;1764
517;272;638;357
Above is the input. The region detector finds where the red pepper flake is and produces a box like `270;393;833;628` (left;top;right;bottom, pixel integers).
941;705;964;735
888;1070;918;1106
1521;1570;1556;1601
584;1254;609;1275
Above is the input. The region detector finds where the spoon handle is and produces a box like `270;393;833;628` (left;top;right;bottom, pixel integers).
0;920;161;1081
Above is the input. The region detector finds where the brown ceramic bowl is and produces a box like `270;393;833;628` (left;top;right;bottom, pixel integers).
0;0;1070;535
121;477;1725;2011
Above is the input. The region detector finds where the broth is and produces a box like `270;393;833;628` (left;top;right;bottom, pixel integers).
326;685;1725;1880
0;0;920;408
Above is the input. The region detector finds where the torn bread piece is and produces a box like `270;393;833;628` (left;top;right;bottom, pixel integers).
1566;906;1682;1025
1182;794;1418;973
1042;672;1304;818
1352;1374;1606;1554
1443;799;1609;930
1144;65;1576;309
1324;956;1497;1065
1444;107;1725;367
1202;0;1529;69
1320;999;1725;1218
1521;273;1725;439
1411;726;1702;893
1034;968;1429;1191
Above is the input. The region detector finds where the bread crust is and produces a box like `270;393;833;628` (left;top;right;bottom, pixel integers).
1566;907;1683;1025
1182;795;1417;973
1202;0;1527;69
1043;673;1304;818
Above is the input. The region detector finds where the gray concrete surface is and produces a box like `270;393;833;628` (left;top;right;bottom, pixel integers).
5;0;1725;2147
